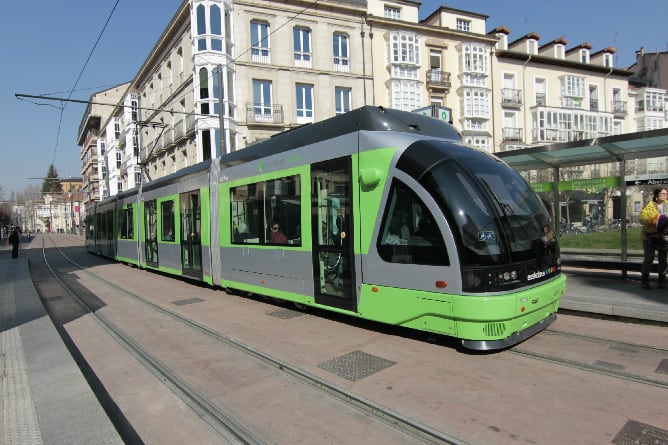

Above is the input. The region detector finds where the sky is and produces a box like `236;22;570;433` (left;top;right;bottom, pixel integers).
1;0;667;198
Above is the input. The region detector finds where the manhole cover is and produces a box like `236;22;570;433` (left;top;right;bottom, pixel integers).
267;309;304;319
318;350;396;381
613;420;668;445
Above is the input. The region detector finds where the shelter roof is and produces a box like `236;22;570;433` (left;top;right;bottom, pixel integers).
496;128;668;171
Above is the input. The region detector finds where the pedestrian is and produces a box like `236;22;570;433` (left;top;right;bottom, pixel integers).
639;187;668;289
9;226;20;259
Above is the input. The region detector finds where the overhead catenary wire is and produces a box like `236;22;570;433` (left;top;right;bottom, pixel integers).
47;0;121;170
17;0;324;122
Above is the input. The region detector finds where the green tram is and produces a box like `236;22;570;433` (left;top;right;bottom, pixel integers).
86;106;566;350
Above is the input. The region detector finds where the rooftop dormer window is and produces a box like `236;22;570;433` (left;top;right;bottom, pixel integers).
527;39;538;55
580;49;590;63
384;5;401;20
555;44;565;59
496;33;508;51
456;18;471;32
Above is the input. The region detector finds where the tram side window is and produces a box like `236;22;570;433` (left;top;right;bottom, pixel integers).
120;207;134;239
377;179;449;266
161;201;175;241
230;175;301;245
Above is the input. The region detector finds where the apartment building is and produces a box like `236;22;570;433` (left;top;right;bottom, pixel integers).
80;0;667;201
76;83;129;205
369;4;496;151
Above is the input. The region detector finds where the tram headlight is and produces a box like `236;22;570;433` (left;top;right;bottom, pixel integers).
464;267;521;292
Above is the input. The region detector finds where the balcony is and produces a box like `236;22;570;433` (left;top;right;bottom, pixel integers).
246;103;284;125
502;127;523;142
501;88;522;108
612;100;627;117
251;50;270;64
426;70;451;90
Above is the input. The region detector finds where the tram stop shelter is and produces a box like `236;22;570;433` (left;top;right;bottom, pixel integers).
496;127;668;275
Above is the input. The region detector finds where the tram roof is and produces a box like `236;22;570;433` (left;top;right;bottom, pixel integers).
220;106;462;168
495;127;668;171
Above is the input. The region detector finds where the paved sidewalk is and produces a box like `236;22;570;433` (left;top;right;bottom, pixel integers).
560;267;668;323
0;239;123;445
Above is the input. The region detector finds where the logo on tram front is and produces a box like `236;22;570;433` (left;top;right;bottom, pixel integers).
527;266;557;281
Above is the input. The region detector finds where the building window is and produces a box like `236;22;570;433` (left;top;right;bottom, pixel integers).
535;77;546;106
333;33;349;71
384;5;401;19
196;4;223;52
555;44;565;59
456;18;471;32
391;32;420;65
134;166;142;185
196;4;207;51
391;80;421;111
116;151;122;169
252;79;272;119
464;89;490;118
527;40;538;55
496;33;508;51
293;27;312;68
580;49;590;63
562;75;585;98
202;129;212;161
462;44;487;73
132;130;139;158
296;84;314;123
335;87;351;114
251;20;270;63
199;68;210;114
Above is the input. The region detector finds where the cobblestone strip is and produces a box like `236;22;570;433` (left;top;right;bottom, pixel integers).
2;327;43;445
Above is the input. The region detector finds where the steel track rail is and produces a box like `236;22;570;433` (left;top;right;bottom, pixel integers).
40;237;266;445
510;329;668;390
50;236;468;445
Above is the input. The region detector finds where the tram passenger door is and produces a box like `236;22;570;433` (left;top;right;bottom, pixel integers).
180;191;203;280
311;158;356;311
144;200;158;267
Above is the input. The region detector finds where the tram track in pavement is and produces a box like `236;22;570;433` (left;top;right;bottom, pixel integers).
38;234;468;445
509;328;668;390
36;235;265;445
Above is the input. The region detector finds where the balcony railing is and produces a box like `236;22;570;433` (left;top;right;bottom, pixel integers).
535;93;546;106
246;103;284;124
426;70;451;89
501;88;522;107
502;127;523;141
612;100;627;116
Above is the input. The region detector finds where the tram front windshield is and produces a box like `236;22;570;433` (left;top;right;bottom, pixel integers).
401;141;558;268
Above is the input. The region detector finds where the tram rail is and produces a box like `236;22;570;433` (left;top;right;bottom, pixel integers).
39;234;468;445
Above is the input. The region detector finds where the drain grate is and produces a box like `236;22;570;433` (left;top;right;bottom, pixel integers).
317;350;396;381
656;358;668;375
171;297;205;306
267;309;304;319
613;420;668;445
